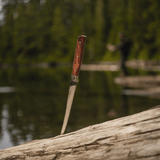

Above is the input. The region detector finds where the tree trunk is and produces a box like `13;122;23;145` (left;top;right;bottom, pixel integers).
1;106;160;160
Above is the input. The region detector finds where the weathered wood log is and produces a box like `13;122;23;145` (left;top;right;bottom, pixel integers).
114;76;160;99
126;59;160;71
1;106;160;160
114;76;160;89
81;64;119;71
122;88;160;99
80;60;160;72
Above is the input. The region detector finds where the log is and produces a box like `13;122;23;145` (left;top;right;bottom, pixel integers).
81;64;119;71
126;59;160;71
1;106;160;160
114;76;160;99
122;88;160;99
114;76;160;89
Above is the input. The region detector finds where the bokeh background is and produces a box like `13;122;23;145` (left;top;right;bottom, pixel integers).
0;0;160;149
0;0;160;63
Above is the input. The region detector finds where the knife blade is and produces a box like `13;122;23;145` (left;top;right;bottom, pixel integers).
60;35;87;135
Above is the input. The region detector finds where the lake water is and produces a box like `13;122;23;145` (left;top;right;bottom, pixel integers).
0;66;160;150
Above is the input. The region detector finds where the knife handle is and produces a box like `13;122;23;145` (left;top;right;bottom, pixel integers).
71;35;86;77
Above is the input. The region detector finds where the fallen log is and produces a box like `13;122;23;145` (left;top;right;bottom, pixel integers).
1;106;160;160
114;76;160;99
126;59;160;71
114;76;160;89
81;64;119;71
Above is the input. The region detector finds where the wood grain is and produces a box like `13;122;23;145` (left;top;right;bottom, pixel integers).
1;106;160;160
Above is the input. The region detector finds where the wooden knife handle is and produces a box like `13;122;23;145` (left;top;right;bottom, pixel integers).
71;35;86;76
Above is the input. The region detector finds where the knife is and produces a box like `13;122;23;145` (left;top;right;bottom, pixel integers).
60;35;87;135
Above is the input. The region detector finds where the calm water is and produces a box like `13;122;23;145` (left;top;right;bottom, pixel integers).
0;67;160;150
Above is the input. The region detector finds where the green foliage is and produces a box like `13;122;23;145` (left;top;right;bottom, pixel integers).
0;0;160;63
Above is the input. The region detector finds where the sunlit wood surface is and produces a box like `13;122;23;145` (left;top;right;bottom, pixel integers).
1;106;160;160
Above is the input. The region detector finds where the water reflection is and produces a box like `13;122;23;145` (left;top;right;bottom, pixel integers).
0;67;160;150
0;105;13;150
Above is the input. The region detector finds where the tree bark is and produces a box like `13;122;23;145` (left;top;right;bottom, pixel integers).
1;106;160;160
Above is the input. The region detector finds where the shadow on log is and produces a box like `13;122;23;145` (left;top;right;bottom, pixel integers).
1;106;160;160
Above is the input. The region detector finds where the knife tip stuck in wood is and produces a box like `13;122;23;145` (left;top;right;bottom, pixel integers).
60;35;87;135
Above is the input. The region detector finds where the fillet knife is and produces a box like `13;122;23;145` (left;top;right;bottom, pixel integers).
60;35;86;135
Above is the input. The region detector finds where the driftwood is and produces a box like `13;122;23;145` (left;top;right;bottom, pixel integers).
114;76;160;99
126;60;160;71
81;64;119;71
81;60;160;72
114;76;160;89
1;106;160;160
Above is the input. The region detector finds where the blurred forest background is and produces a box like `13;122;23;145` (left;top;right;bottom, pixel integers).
0;0;160;64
